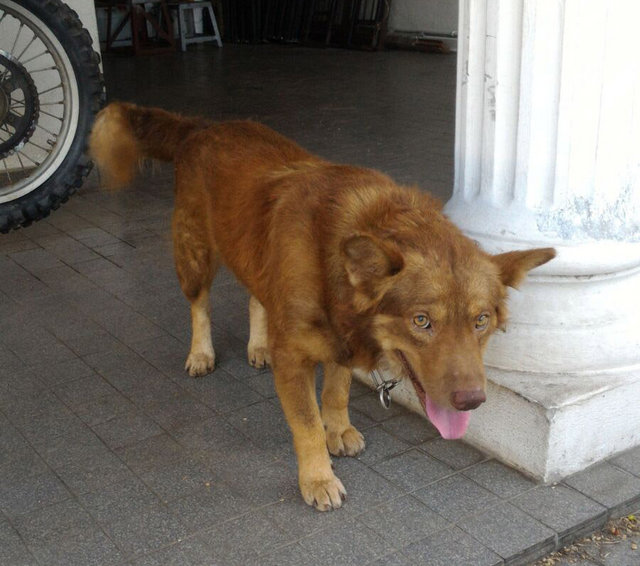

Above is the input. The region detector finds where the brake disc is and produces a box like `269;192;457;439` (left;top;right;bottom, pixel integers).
0;49;39;159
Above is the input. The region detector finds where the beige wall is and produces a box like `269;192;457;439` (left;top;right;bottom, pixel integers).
388;0;458;34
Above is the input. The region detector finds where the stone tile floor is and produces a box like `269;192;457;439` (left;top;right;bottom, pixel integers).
1;44;639;565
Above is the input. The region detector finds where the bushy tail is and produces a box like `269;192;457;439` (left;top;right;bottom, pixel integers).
89;102;204;188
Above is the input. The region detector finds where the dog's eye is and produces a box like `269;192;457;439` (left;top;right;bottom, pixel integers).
475;313;490;330
413;314;431;330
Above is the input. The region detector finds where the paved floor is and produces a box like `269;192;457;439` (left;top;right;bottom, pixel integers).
1;44;639;566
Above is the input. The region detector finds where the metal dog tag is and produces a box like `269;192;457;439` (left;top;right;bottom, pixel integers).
370;370;399;409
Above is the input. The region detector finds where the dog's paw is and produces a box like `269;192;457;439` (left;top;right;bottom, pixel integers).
300;474;346;511
326;425;365;457
185;351;215;377
247;344;271;369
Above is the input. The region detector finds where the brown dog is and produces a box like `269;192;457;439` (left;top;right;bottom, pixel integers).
90;102;555;511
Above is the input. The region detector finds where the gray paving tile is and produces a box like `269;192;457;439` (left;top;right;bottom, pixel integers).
0;421;35;468
0;343;26;374
0;444;49;484
32;426;108;469
355;425;412;465
34;357;96;387
94;306;166;345
12;499;124;566
458;502;556;561
358;494;449;547
37;234;100;264
53;373;118;407
511;484;606;539
140;455;217;503
167;481;254;530
372;448;453;492
144;390;217;431
225;399;291;449
245;371;278;398
53;449;132;496
13;406;89;449
131;537;216;566
564;461;640;513
610;445;640;477
73;390;137;427
169;415;247;454
198;512;293;563
0;257;56;300
333;461;405;515
258;543;324;566
12;498;91;543
9;247;63;273
25;526;124;566
259;496;350;540
201;438;282;481
115;434;187;476
350;391;407;422
84;345;166;394
79;474;162;525
92;411;164;450
102;502;189;558
367;551;413;566
420;437;487;470
3;325;77;367
0;518;37;566
217;355;271;381
349;407;378;431
0;469;72;517
380;412;440;444
463;459;537;499
220;459;299;506
413;473;501;522
403;526;502;566
35;264;99;294
179;368;265;414
297;518;390;566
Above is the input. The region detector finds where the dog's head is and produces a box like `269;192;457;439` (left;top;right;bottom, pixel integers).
342;230;555;439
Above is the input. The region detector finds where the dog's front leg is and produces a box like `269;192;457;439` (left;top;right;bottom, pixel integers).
322;362;365;457
272;350;346;511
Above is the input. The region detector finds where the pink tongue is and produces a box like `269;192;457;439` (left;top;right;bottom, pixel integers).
425;397;471;439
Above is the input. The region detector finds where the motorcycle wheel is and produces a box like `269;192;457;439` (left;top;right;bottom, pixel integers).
0;0;104;232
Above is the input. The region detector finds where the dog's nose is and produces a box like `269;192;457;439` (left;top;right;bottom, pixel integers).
450;389;486;411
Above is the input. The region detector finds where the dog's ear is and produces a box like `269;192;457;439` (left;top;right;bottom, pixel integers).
342;234;404;290
492;247;556;288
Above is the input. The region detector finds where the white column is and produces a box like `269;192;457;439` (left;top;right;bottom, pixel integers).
443;0;640;481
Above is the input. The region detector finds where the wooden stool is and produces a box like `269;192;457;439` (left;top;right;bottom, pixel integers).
100;0;175;55
169;1;222;51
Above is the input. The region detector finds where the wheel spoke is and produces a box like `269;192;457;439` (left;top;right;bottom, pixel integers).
37;83;62;96
20;51;48;66
15;35;38;62
2;158;13;183
10;22;24;57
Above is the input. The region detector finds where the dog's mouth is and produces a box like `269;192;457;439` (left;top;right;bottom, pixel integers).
395;350;471;440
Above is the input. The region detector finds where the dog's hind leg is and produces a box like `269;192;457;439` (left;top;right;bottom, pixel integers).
322;362;365;457
247;296;271;368
172;205;219;378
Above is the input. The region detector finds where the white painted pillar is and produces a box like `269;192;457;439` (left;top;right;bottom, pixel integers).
443;0;640;481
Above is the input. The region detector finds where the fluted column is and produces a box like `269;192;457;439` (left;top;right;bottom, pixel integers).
442;0;640;480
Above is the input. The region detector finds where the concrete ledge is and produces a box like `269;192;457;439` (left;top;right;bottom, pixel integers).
356;366;640;483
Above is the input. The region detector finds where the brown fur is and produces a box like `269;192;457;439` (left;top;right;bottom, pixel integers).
90;102;556;511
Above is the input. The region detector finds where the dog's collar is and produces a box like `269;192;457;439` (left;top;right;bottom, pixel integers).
369;369;399;409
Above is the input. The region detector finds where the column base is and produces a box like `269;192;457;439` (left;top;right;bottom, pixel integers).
355;367;640;483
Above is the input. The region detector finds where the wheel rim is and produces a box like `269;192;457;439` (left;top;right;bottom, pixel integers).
0;1;80;204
